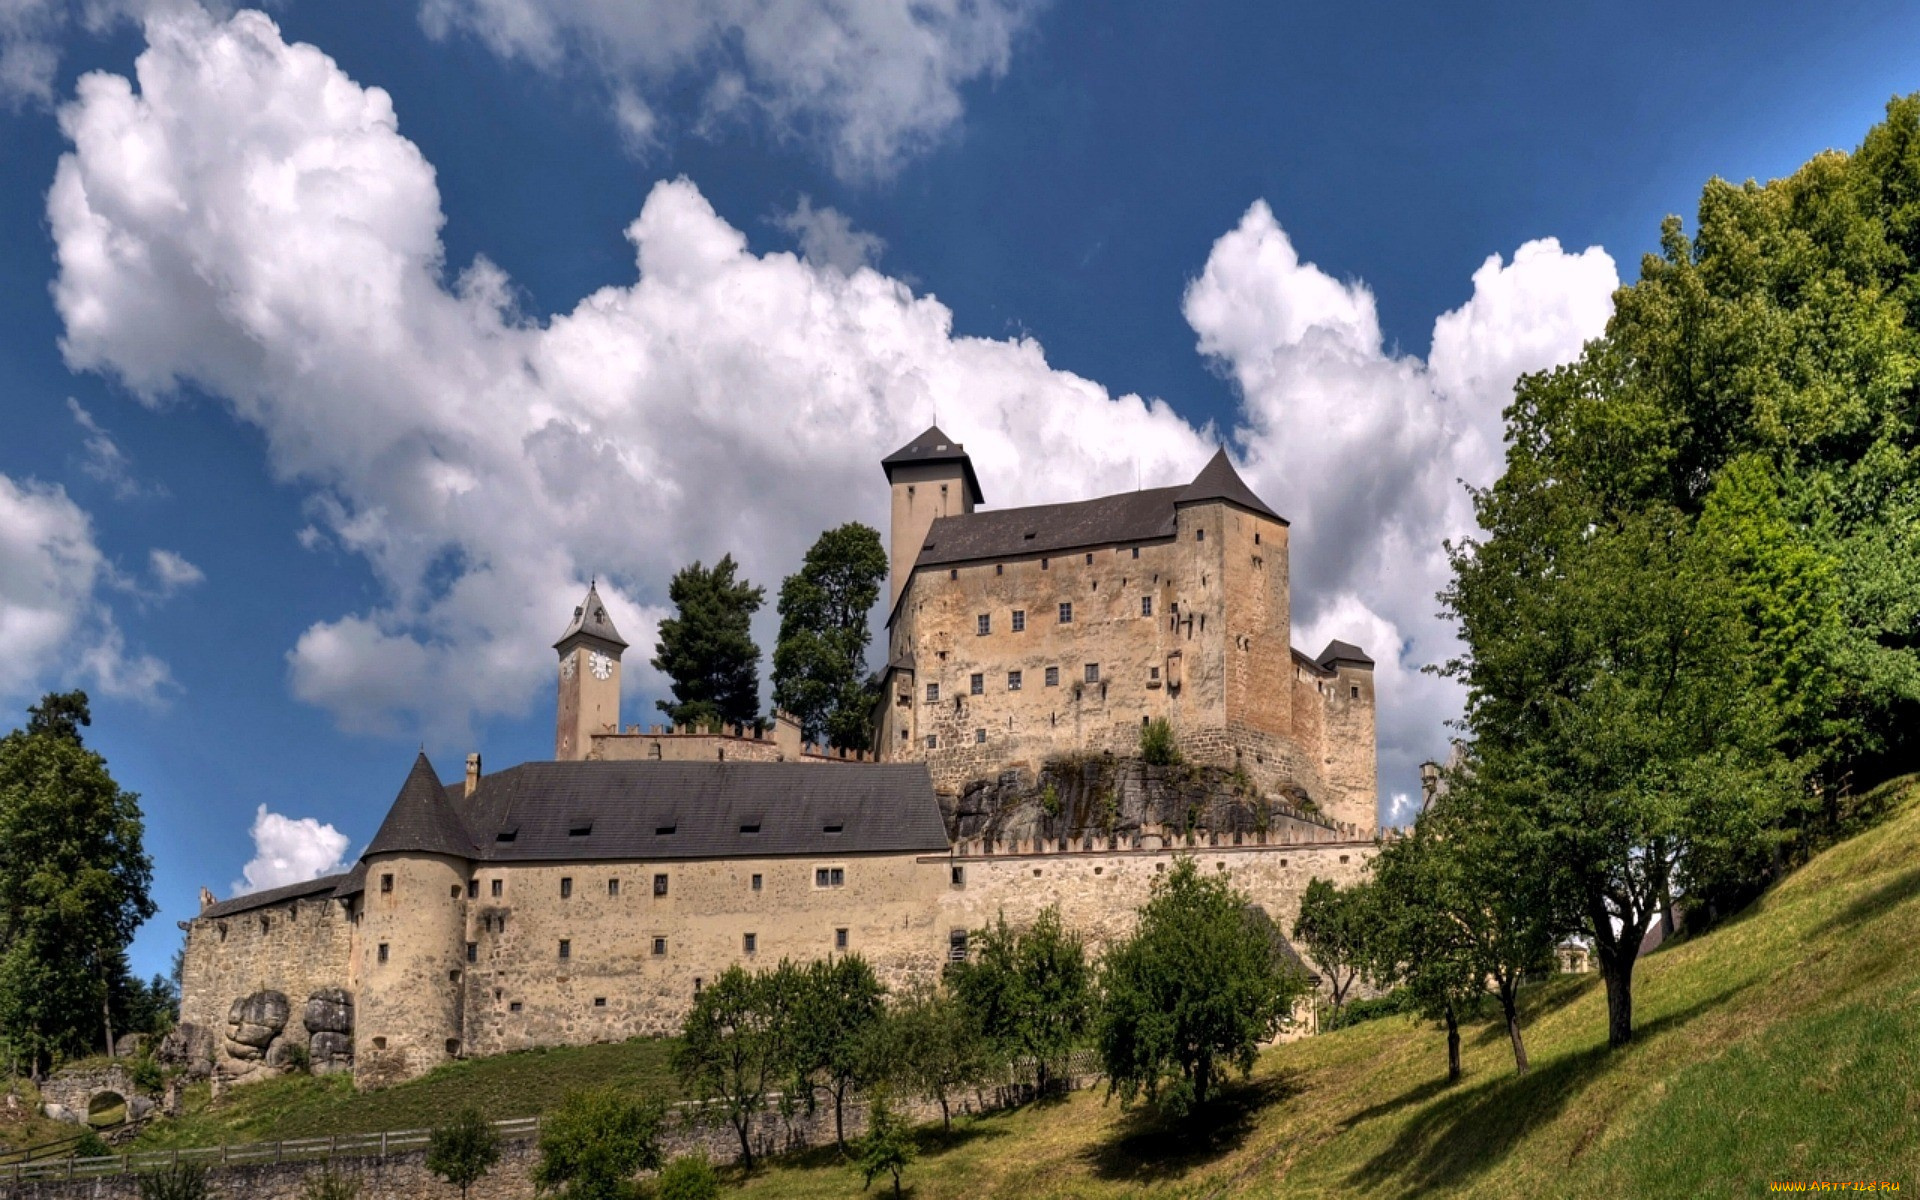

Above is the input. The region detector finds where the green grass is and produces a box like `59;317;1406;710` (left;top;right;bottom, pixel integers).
133;1037;681;1149
112;775;1920;1195
731;774;1920;1198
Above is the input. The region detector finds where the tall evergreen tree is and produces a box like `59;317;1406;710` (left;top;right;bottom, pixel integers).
650;556;765;729
771;523;888;750
0;691;155;1074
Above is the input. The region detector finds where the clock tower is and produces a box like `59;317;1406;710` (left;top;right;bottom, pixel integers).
554;581;626;761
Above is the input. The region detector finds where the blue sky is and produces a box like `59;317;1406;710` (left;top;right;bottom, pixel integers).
2;0;1918;981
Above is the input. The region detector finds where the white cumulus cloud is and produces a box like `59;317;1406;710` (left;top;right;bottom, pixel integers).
47;9;1619;822
414;0;1043;179
231;804;351;894
774;196;885;274
0;472;173;703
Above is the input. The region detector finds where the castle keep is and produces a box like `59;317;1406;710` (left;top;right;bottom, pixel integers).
174;433;1380;1089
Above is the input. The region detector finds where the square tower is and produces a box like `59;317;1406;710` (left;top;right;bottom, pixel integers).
555;582;626;760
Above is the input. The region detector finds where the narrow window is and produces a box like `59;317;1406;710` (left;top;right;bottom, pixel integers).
832;867;844;886
744;932;757;955
816;867;830;887
594;997;607;1008
509;1002;523;1013
380;873;393;894
1007;670;1022;691
995;564;1003;575
1255;531;1262;545
835;928;849;950
1085;553;1093;565
1150;666;1161;681
925;734;937;749
1131;547;1140;559
653;873;669;896
652;936;667;956
1141;596;1153;617
491;879;503;898
608;878;620;897
373;1036;388;1049
377;943;389;964
1352;685;1361;699
970;673;984;695
466;942;477;963
977;613;990;635
560;877;573;899
467;879;479;899
559;939;570;960
951;865;965;887
949;569;957;580
694;978;703;994
1045;666;1059;687
1041;557;1049;570
974;728;986;744
1011;609;1026;632
926;682;940;703
1085;662;1100;683
751;873;763;892
948;929;968;963
1059;602;1073;623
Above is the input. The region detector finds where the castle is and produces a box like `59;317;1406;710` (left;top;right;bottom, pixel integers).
174;430;1379;1090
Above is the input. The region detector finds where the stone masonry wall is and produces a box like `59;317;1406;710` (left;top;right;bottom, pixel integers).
178;894;353;1050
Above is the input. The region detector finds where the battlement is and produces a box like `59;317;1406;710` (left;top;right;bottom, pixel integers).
588;710;879;764
942;817;1381;860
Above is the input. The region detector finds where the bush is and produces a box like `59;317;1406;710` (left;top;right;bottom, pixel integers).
1323;989;1413;1030
73;1129;112;1158
1039;782;1062;819
854;1090;914;1198
532;1086;667;1200
129;1054;164;1095
299;1169;361;1200
1139;718;1182;766
427;1106;501;1199
136;1163;209;1200
282;1042;310;1073
650;1152;721;1200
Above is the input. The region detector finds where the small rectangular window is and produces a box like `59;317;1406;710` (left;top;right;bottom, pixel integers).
925;682;939;703
970;673;984;695
949;568;957;580
751;873;763;892
594;997;607;1008
655;825;677;836
1085;553;1093;565
652;936;667;956
466;942;477;963
608;878;620;896
925;733;937;749
377;943;390;964
974;728;986;744
509;1001;524;1013
1045;666;1059;687
1352;685;1361;698
560;877;573;899
1059;602;1073;623
568;822;592;837
1197;528;1205;541
654;873;669;896
743;932;757;955
467;879;479;899
950;865;965;887
948;929;968;963
491;879;503;898
1011;610;1026;632
495;830;517;843
1041;557;1049;570
1141;596;1153;617
1131;547;1140;559
380;873;393;894
1085;662;1100;683
740;822;761;834
995;563;1003;575
976;613;990;635
1255;531;1262;545
835;928;849;950
1007;670;1022;691
1150;666;1161;681
558;939;570;960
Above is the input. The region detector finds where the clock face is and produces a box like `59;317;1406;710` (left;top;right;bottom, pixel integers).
589;651;613;681
560;656;576;680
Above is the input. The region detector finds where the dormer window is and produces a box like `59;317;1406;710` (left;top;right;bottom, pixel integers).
656;825;677;836
496;829;517;843
740;822;761;835
823;822;844;835
568;822;592;838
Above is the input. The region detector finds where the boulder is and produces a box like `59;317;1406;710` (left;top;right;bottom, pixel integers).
265;1039;304;1071
229;1022;279;1050
309;1031;353;1063
126;1096;157;1122
303;988;354;1035
113;1033;150;1059
158;1022;215;1072
41;1102;76;1124
223;1038;265;1061
233;990;290;1033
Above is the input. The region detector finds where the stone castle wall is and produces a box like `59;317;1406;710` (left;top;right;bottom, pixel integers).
353;855;467;1089
178;894;354;1046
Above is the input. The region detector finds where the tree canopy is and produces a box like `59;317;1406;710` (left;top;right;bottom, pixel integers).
945;905;1090;1095
771;523;888;750
650;555;765;729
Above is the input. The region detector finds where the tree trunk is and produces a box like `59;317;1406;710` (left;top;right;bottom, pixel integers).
1499;980;1529;1075
1603;953;1636;1047
1444;1002;1460;1083
834;1081;846;1149
939;1094;950;1134
101;963;114;1059
734;1113;754;1170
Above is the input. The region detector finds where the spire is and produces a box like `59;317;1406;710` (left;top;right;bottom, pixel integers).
1174;448;1285;523
363;753;476;859
554;581;628;652
881;425;985;505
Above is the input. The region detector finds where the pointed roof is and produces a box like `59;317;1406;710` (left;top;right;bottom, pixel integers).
363;753;478;859
553;582;628;651
881;425;985;505
1174;449;1285;523
1316;639;1375;669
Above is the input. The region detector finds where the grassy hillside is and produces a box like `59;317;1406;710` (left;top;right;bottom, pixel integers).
103;776;1920;1194
739;776;1920;1198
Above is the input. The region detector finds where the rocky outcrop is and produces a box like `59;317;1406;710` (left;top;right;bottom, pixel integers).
158;1022;216;1075
226;990;292;1060
303;987;355;1075
944;756;1338;845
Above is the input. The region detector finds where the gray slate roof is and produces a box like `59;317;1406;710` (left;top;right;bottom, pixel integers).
363;753;480;859
881;425;984;505
1315;640;1375;669
910;449;1284;570
554;582;628;651
198;873;351;921
458;761;950;861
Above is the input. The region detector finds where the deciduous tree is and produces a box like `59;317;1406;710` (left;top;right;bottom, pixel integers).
1291;877;1368;1016
771;523;888;750
945;906;1089;1095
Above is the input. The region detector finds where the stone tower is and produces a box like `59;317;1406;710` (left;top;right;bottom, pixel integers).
882;426;984;609
554;582;626;761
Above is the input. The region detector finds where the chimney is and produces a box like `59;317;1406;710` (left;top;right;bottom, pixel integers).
199;887;214;912
465;752;483;798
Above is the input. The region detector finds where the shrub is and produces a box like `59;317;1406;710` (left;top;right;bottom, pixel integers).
651;1152;721;1200
282;1042;310;1073
73;1130;112;1158
136;1163;209;1200
129;1054;164;1095
1139;718;1182;766
299;1169;361;1200
427;1106;501;1199
854;1090;914;1198
1323;988;1414;1030
533;1086;667;1200
1039;782;1062;818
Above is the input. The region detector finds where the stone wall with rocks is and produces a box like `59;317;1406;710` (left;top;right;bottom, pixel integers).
177;892;354;1071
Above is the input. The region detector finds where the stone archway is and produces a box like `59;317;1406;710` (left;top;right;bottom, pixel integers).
85;1090;128;1127
39;1063;150;1127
